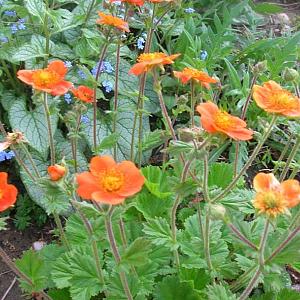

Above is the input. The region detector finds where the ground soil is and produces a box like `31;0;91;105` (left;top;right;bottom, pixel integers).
0;220;53;300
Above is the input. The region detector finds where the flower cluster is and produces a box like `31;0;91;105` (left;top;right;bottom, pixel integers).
0;150;15;162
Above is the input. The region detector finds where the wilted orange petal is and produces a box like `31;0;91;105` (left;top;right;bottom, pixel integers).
280;179;300;208
253;173;280;193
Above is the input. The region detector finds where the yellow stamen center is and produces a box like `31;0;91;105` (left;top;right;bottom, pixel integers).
263;192;281;209
101;169;124;192
138;53;166;63
32;70;60;88
214;111;232;130
272;91;299;110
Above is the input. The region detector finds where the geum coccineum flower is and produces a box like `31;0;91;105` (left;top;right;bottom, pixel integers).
17;60;73;96
173;67;218;89
253;173;300;218
110;0;144;6
196;102;253;141
0;172;18;212
129;52;180;76
71;85;93;103
76;156;144;205
96;12;129;32
253;80;300;117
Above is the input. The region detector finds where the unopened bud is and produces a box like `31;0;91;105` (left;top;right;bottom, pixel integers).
210;204;227;221
283;67;299;82
47;164;66;181
253;61;267;75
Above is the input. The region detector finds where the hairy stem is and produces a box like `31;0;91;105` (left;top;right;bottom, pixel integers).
273;133;293;174
105;206;133;300
239;267;261;300
212;115;277;203
190;80;195;127
0;247;52;300
227;223;258;251
20;143;41;178
53;213;70;251
43;92;56;165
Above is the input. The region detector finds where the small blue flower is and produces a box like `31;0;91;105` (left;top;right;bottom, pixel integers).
80;115;89;124
0;151;6;162
141;32;147;39
10;24;18;34
103;61;114;74
78;69;87;79
17;23;26;30
5;151;15;160
64;61;72;68
0;36;8;43
112;0;122;5
200;50;208;60
137;37;145;50
4;10;17;17
64;93;72;104
184;7;195;14
18;18;26;23
102;80;113;93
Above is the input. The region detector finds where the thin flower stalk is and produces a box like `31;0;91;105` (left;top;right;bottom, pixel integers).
239;219;269;300
231;265;257;293
0;247;52;300
105;206;133;300
20;143;41;178
279;135;300;181
273;133;293;174
53;213;71;251
212;115;277;203
71;200;106;291
71;113;82;173
190;80;195;127
43;92;56;165
227;223;258;251
234;74;257;176
93;42;109;150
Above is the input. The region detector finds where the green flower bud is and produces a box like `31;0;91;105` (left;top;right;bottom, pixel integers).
283;67;299;82
210;204;227;221
253;61;267;75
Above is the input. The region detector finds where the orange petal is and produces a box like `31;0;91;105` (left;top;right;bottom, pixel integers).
225;127;253;141
48;60;67;77
116;161;145;196
90;156;116;175
129;62;147;76
253;173;279;192
280;179;300;208
50;81;73;96
196;102;219;133
91;191;125;205
17;70;35;85
76;172;100;199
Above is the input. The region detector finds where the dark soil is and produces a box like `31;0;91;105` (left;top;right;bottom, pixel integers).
0;220;53;300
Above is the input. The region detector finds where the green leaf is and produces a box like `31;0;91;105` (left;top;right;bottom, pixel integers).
0;217;8;230
120;237;151;269
95;132;120;153
9;100;58;157
224;58;242;90
15;250;47;293
48;288;71;300
141;166;173;199
154;275;202;300
25;0;46;21
249;1;283;15
205;283;237;300
179;268;210;291
208;162;234;189
143;217;176;250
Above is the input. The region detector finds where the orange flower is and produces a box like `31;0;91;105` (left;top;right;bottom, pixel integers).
0;172;18;212
129;52;180;76
110;0;144;6
96;12;129;32
253;81;300;117
253;173;300;218
76;156;144;205
17;61;73;96
48;164;66;181
173;67;217;89
196;102;253;141
71;86;94;103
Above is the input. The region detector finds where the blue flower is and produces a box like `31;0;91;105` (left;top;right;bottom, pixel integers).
18;18;26;23
0;151;15;162
0;36;8;43
10;24;18;34
64;61;72;68
103;61;114;74
184;7;195;14
5;151;15;160
4;10;16;17
102;80;113;93
200;50;208;60
137;37;145;50
64;93;72;104
141;32;147;39
80;115;89;124
78;69;87;79
17;23;26;30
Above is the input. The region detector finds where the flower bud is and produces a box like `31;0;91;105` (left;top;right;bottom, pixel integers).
210;204;227;221
47;164;66;181
283;67;299;82
253;61;267;75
